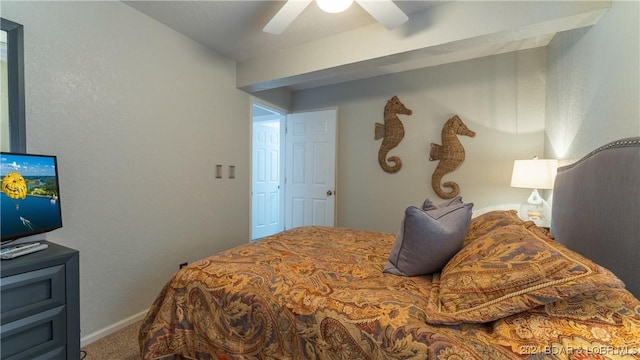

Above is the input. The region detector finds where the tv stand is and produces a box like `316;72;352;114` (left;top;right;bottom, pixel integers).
0;241;79;359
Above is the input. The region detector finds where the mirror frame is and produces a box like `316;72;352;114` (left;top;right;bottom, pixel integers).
1;17;26;152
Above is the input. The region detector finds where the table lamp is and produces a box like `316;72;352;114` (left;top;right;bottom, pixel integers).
510;157;558;227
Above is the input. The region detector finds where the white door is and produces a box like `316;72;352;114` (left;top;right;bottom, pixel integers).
252;118;284;240
285;109;337;229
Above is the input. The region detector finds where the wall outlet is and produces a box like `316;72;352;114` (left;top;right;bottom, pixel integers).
179;262;188;269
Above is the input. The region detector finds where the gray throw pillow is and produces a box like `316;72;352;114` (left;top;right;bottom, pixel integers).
384;201;473;276
422;195;463;211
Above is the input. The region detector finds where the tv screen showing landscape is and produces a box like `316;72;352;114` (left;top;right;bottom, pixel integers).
1;152;63;244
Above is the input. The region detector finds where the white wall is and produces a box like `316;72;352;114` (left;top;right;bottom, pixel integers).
292;48;547;233
545;0;640;159
1;1;251;340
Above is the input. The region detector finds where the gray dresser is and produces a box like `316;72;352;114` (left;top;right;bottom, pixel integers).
0;242;79;360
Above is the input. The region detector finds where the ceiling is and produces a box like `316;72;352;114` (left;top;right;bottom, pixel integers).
124;1;610;94
124;1;442;62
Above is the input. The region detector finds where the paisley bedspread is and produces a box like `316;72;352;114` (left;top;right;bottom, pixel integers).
139;226;640;360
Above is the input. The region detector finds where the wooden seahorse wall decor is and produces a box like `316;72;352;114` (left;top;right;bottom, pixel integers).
374;96;413;173
429;115;476;199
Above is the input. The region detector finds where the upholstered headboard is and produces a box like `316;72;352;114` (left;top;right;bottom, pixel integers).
551;137;640;298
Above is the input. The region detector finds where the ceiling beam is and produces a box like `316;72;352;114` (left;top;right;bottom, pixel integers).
236;1;610;92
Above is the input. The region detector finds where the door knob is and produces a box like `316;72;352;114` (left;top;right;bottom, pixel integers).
327;190;333;196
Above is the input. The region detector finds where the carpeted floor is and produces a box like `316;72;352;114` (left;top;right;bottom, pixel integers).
81;320;142;360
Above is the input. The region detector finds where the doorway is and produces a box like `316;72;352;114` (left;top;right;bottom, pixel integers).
251;103;285;240
251;102;337;241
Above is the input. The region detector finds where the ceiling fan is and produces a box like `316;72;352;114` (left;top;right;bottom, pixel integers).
263;0;409;34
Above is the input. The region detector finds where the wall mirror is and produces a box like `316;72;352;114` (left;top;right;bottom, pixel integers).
1;17;26;152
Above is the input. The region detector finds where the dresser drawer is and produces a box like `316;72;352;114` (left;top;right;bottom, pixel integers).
0;265;66;324
0;242;79;359
0;305;66;360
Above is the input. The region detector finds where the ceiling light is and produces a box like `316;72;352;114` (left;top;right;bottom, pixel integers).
316;0;354;13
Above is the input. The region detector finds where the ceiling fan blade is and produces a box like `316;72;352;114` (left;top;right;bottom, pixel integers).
263;0;313;34
355;0;409;30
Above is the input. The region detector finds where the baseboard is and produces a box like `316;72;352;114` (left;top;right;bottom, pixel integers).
81;309;149;347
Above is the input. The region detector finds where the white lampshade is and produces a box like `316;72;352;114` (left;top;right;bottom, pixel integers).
510;159;558;190
317;0;354;13
510;158;558;227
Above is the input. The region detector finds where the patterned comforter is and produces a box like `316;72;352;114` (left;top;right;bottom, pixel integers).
139;226;640;360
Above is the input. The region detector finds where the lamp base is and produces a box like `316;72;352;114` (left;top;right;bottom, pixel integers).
518;199;551;227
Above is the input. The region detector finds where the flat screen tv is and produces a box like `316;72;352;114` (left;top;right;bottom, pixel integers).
1;152;62;246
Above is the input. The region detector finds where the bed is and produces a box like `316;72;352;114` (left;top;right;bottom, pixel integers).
139;137;640;360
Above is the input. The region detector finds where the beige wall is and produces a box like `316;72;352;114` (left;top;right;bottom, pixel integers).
545;0;640;160
292;48;547;233
2;1;251;340
291;0;640;235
